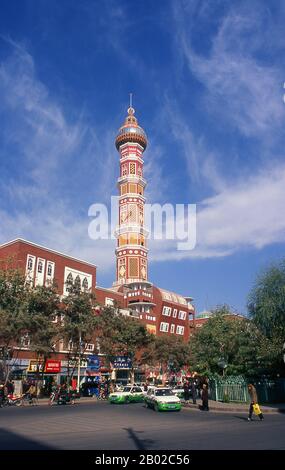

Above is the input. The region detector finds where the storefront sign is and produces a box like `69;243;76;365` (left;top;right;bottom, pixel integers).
87;355;101;370
111;356;132;369
45;360;61;373
27;360;44;373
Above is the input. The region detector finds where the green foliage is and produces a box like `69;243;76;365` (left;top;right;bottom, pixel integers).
189;305;272;377
0;264;28;349
248;260;285;373
142;334;190;372
97;307;152;363
25;284;60;357
60;281;99;354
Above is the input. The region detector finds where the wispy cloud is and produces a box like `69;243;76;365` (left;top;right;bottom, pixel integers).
149;162;285;262
0;39;115;272
173;1;285;139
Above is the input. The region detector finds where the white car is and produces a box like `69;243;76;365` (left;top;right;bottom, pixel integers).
171;386;185;399
109;385;145;404
144;387;182;412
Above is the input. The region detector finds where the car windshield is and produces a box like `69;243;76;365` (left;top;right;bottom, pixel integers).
155;389;174;396
123;387;132;393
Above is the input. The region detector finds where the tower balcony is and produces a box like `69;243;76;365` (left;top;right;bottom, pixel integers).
117;175;147;187
115;244;149;253
115;224;149;238
119;193;146;203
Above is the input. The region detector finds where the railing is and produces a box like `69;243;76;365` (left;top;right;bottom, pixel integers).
209;377;285;403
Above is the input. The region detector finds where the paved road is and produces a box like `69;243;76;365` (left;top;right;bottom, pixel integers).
0;401;284;450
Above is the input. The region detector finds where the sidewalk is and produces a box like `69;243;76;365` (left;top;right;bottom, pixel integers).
182;400;285;414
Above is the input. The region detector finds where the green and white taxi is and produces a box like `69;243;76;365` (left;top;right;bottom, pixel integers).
144;387;182;412
109;385;144;404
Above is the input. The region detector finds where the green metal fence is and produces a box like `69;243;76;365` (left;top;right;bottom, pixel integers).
209;377;285;403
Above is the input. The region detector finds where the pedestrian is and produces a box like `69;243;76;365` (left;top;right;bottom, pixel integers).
183;381;190;403
190;379;197;404
6;379;14;395
247;384;264;421
0;383;5;407
27;382;37;404
201;384;209;411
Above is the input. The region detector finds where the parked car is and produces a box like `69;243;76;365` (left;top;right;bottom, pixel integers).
171;386;185;399
109;385;144;404
144;387;182;411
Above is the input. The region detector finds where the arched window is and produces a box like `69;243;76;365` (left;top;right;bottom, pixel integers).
27;258;33;270
66;273;73;291
37;261;43;273
47;264;52;276
82;277;89;290
74;275;81;288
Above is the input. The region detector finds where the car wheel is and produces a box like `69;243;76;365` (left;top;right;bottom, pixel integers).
154;403;159;412
125;397;130;404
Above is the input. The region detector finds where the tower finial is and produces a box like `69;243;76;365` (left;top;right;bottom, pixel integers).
128;93;135;115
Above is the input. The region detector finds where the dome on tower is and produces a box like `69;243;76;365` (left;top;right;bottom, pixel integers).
115;106;147;150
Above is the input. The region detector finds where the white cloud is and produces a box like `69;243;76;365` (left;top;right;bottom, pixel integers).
173;3;285;138
149;163;285;262
0;40;115;273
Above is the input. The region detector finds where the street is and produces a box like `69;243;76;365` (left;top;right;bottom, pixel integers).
0;401;284;450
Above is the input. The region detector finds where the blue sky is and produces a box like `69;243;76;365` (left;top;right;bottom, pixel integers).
1;0;285;314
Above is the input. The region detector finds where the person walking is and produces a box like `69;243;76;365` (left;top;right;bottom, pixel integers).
190;379;197;404
247;384;264;421
201;383;209;411
183;381;191;403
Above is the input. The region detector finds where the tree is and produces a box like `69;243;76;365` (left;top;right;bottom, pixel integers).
97;307;152;381
60;281;99;385
189;305;271;376
0;263;29;382
248;260;285;374
25;283;61;384
142;335;190;376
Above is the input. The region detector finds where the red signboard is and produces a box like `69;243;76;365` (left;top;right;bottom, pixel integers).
44;360;61;373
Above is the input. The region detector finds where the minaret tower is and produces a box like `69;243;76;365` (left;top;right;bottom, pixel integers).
114;99;148;285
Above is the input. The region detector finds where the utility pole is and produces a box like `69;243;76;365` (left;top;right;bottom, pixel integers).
77;333;82;393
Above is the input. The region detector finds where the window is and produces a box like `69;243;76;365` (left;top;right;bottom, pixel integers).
130;162;136;174
176;325;185;335
162;306;172;316
47;264;53;277
120;184;128;195
86;344;94;352
105;297;114;307
37;261;43;273
82;277;89;290
66;273;73;289
172;309;177;318
178;310;186;320
21;335;30;348
129;257;139;277
129;183;137;194
170;324;175;334
160;322;169;333
122;164;127;176
74;275;81;288
27;257;33;270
